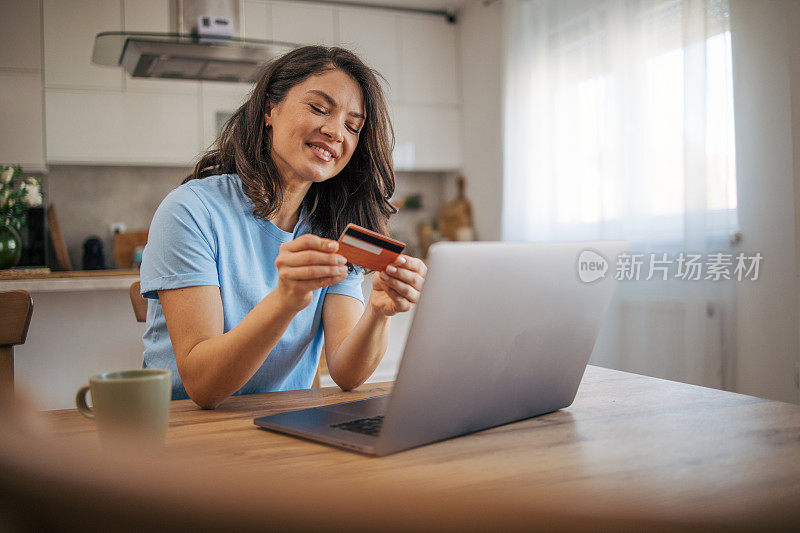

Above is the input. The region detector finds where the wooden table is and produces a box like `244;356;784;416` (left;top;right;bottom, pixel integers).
2;365;800;531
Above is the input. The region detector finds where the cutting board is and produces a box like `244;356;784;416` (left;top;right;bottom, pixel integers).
438;176;475;241
113;230;148;268
47;204;72;271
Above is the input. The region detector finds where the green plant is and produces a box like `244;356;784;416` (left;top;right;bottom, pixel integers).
1;164;42;231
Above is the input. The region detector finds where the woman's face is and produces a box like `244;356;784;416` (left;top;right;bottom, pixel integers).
265;69;365;185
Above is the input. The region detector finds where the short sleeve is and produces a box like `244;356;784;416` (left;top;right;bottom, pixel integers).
140;186;219;299
325;265;365;305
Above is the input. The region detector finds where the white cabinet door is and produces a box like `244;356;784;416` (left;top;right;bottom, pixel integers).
123;0;169;31
393;104;461;171
43;0;124;90
337;8;400;102
123;92;202;165
335;9;462;171
122;0;199;94
0;0;42;70
243;0;270;40
200;82;254;150
0;72;46;171
270;1;335;46
46;90;201;165
399;14;459;106
46;91;124;162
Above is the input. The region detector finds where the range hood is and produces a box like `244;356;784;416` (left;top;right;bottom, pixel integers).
92;32;297;83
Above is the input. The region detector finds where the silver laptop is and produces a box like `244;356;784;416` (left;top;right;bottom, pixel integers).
254;241;626;456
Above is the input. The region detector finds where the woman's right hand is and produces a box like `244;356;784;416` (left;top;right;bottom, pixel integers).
274;234;349;312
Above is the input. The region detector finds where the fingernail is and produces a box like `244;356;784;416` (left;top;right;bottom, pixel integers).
337;255;347;264
380;272;388;279
386;265;397;274
396;256;406;265
338;267;348;274
327;242;337;250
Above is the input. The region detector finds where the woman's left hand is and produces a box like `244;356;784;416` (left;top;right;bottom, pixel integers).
369;254;427;317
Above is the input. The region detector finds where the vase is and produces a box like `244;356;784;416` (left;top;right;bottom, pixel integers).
0;224;22;269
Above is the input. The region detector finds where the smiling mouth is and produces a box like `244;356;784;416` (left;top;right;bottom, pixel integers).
307;143;335;160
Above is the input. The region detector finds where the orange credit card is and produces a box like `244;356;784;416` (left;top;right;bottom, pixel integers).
337;223;406;271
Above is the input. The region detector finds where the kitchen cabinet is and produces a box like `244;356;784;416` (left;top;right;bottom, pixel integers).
0;72;47;171
0;0;42;71
43;0;200;164
243;0;270;40
200;81;254;150
270;1;335;46
335;9;461;170
45;90;201;166
123;0;169;31
43;0;124;90
393;104;462;171
400;14;459;106
199;4;258;150
0;0;46;171
337;8;401;102
37;0;462;170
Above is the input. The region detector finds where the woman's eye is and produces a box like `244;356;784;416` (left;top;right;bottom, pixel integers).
346;124;361;134
309;104;326;114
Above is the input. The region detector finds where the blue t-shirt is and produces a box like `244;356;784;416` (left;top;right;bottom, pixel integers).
139;174;364;400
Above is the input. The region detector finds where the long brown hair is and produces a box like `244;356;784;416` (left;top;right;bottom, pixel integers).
185;46;396;243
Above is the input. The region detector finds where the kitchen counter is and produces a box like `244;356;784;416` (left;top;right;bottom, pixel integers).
0;269;139;293
3;269;145;409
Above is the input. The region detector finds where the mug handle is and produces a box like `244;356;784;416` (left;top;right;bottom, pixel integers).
76;385;94;419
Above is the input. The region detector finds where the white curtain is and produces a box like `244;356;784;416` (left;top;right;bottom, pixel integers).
503;0;739;389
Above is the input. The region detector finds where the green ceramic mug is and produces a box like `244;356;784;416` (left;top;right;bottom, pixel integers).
76;369;171;448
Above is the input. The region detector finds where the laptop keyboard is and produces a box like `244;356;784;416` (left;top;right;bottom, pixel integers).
331;415;384;436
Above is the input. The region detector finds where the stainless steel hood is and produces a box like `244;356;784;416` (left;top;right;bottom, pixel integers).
92;0;296;83
92;32;297;83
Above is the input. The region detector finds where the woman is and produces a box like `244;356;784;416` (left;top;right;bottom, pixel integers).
140;46;427;409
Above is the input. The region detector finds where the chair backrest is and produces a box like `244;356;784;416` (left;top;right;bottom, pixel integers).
0;290;34;392
129;281;147;323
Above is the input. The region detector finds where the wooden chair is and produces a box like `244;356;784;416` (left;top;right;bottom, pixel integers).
128;281;327;388
129;281;147;323
0;290;34;394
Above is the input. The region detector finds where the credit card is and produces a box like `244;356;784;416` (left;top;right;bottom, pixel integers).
337;223;406;271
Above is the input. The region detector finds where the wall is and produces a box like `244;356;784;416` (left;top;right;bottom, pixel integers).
457;0;504;241
730;0;800;403
45;165;185;269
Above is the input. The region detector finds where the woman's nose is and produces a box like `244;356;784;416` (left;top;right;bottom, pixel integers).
320;121;344;143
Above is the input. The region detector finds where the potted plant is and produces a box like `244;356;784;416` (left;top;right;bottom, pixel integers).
1;164;43;269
